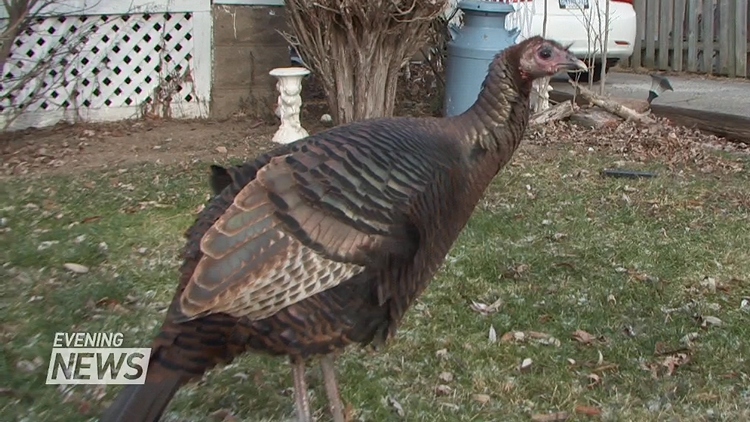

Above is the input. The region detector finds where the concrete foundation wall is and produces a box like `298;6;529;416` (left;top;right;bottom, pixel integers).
212;5;290;119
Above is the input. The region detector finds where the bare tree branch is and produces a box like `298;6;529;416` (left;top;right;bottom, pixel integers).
284;0;446;124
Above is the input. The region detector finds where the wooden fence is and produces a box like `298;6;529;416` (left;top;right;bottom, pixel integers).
626;0;749;78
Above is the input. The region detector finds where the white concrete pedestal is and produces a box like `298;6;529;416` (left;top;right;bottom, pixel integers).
269;67;311;144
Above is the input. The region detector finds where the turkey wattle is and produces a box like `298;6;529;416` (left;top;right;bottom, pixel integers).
101;36;585;422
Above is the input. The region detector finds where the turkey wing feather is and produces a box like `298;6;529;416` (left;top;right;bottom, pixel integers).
176;139;423;322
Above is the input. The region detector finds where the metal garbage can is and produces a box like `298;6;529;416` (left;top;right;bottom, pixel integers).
444;1;519;117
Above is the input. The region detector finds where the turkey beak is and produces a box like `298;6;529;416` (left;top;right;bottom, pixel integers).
560;54;588;72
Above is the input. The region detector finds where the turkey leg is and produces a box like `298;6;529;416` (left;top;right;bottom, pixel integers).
291;356;312;422
320;355;346;422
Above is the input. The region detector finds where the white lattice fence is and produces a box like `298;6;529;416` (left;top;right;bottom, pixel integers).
0;0;212;130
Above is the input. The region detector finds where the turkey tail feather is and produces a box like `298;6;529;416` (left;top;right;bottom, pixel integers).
99;370;184;422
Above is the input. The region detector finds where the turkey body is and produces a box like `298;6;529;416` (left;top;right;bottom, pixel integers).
101;36;586;422
170;116;514;364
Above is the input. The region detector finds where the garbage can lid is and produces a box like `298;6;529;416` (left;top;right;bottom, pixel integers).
458;0;515;13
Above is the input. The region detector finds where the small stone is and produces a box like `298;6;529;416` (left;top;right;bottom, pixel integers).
216;146;228;154
519;357;533;371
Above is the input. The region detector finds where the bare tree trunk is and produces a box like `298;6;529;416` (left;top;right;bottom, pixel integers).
284;0;445;124
599;0;610;94
0;0;42;75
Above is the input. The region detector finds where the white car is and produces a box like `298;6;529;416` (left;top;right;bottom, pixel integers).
506;0;637;81
444;0;637;81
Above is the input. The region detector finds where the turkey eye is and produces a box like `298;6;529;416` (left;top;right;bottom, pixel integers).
539;48;552;59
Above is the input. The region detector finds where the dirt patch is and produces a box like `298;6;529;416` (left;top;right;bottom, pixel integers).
0;116;331;178
0;61;447;179
2;105;747;180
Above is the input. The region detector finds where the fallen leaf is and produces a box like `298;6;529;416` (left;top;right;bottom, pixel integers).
344;403;356;422
385;395;405;417
680;332;699;345
502;264;529;279
622;325;636;337
700;315;723;328
81;216;102;224
574;405;602;416
439;372;454;383
587;373;602;388
472;394;491;405
552;232;567;241
209;409;239;422
38;240;59;251
469;298;503;316
700;276;717;293
592;363;619;373
232;372;249;381
435;384;452;396
16;357;44;373
572;329;596;345
500;331;522;343
528;331;561;347
531;412;570;422
661;352;691;376
63;263;89;274
488;325;497;343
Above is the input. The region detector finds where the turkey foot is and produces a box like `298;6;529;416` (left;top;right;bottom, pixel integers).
291;356;312;422
320;355;345;422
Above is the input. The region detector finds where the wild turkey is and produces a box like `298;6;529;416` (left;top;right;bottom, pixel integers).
101;36;585;422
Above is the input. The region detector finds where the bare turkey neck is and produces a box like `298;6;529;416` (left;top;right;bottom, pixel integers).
453;55;531;153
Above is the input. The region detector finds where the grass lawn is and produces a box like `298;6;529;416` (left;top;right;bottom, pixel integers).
1;124;749;422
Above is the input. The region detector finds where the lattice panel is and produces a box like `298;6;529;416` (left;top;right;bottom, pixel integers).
1;12;197;116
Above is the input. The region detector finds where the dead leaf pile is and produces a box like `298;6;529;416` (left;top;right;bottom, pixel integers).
641;351;692;378
526;119;747;174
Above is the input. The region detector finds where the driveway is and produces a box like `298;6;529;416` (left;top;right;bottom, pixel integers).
550;72;750;119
